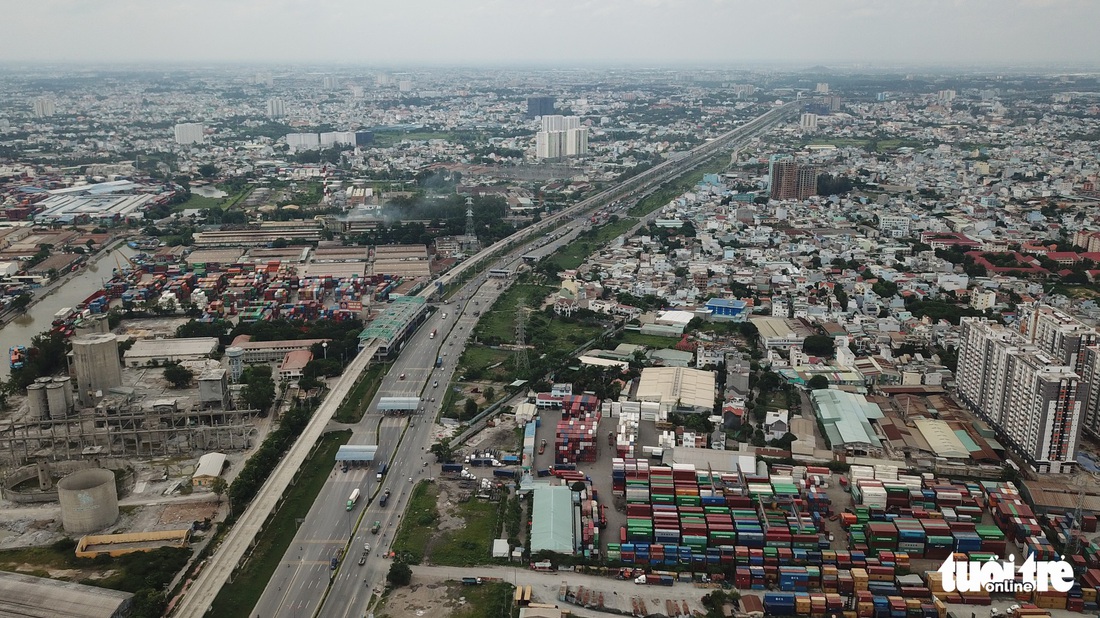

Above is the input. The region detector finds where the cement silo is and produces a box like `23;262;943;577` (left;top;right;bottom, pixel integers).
57;469;119;534
26;381;49;421
225;346;244;383
46;381;68;419
73;315;109;338
71;334;122;408
55;375;74;411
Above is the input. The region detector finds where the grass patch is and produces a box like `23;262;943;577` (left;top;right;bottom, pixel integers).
390;481;440;563
431;498;501;566
448;580;516;618
547;217;636;272
209;430;352;617
628;152;728;217
456;346;513;382
334;363;388;423
474;282;557;342
173;188;252;212
616;331;682;349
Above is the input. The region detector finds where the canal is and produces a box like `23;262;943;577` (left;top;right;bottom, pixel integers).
0;243;137;379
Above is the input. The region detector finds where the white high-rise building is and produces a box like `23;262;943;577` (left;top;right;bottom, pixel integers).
319;131;356;147
956;317;1085;473
173;123;204;145
266;98;286;119
535;115;588;159
800;113;818;131
398;80;413;92
33;98;56;118
815;83;830;94
286;133;321;150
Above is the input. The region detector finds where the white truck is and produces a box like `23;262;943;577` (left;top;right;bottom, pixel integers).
346;488;360;510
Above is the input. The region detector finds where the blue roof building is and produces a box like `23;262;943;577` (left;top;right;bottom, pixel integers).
705;298;747;321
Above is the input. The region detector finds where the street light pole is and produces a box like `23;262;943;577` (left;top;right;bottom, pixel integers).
323;341;328;360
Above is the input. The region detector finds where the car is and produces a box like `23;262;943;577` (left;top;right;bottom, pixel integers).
358;555;366;566
399;373;406;380
433;380;438;387
364;543;371;553
409;477;414;483
431;397;435;402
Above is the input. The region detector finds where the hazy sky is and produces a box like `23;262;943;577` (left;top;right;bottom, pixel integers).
2;0;1097;67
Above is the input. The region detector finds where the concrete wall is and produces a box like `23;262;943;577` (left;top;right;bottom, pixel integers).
76;528;191;558
1;458;131;504
57;468;119;534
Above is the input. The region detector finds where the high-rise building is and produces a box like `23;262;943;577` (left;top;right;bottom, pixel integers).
526;96;556;119
354;131;374;147
800;113;818;131
322;76;338;90
536;115;587;159
398;80;413;93
320;131;356;147
173;123;204;145
938;89;956;102
768;155;817;200
815;83;830;94
285;133;321;150
32;98;56;118
957;317;1085;473
266;98;286;119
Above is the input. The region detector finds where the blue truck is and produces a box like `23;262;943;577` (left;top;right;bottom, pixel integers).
441;463;464;473
493;469;517;479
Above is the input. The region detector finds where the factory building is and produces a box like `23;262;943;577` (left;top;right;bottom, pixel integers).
69;334;123;408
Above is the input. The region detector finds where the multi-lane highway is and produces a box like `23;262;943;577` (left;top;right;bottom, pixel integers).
173;102;796;618
256;225;592;618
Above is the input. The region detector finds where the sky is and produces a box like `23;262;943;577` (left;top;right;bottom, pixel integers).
2;0;1098;68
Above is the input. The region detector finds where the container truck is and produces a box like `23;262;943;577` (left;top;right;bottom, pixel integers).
493;469;517;479
441;463;464;473
346;488;360;510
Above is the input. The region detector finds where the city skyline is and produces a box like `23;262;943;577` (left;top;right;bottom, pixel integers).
2;0;1098;68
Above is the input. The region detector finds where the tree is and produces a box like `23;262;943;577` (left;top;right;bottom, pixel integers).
387;561;412;587
802;335;835;358
197;163;218;178
163;364;194;389
463;398;478;420
808;375;830;390
211;477;228;503
429;438;454;463
483;386;496;402
10;294;31;312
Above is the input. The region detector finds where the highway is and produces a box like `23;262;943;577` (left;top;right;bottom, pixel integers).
173;102;796;618
257;227;590;618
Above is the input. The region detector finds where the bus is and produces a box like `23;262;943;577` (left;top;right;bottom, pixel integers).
488;268;511;278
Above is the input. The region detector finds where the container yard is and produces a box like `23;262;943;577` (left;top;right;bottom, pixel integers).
517;382;1100;618
40;243;436;340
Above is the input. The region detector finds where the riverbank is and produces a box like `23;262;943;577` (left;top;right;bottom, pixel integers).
0;236;132;330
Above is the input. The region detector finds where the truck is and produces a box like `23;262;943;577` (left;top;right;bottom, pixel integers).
461;577;483;586
441;463;464;473
376;462;388;481
538;439;546;455
608;431;615;447
635;573;674;586
429;328;436;339
493;469;517;479
379;489;391;507
370;520;381;534
346;488;360;510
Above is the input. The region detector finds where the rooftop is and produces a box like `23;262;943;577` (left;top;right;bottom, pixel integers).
530;485;575;554
811;389;883;448
0;570;133;618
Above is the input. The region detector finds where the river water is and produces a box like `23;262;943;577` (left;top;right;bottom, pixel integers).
0;243;137;379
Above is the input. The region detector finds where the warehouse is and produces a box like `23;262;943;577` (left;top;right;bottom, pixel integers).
810;389;884;457
911;418;971;460
529;485;576;554
32;192;154;225
192;452;226;487
0;570;133;618
634;366;716;414
123;337;220;367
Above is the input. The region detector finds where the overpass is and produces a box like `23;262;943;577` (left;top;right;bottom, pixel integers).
170;101;798;618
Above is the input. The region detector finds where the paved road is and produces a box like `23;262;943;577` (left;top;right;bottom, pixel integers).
176;103;798;618
256;263;518;618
